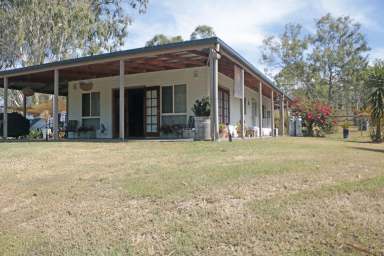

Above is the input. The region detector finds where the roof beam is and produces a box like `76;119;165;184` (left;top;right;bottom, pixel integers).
0;43;213;78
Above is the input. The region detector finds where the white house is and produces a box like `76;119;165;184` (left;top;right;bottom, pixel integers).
0;37;290;140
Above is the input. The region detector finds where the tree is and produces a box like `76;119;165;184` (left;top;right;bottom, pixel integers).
190;25;216;40
145;25;215;47
366;61;384;142
261;14;370;111
145;34;183;47
0;0;148;108
261;24;309;95
310;14;369;108
0;0;148;68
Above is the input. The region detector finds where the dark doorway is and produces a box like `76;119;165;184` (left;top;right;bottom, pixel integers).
127;88;144;137
112;88;145;138
112;89;120;139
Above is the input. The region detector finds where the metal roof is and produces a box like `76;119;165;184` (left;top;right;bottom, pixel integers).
0;37;290;100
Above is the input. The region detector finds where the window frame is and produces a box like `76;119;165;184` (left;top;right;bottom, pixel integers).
82;91;101;118
145;86;160;136
218;87;230;125
262;105;266;119
160;84;187;116
244;97;247;115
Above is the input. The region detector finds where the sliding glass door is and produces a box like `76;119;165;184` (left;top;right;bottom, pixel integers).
144;86;160;136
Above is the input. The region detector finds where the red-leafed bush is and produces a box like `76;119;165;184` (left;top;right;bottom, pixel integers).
291;97;335;136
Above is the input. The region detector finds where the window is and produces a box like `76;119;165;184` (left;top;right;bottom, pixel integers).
262;105;266;118
82;92;100;117
91;92;100;116
82;94;91;116
218;88;230;124
161;86;173;113
145;88;159;133
82;92;100;129
174;84;186;113
161;84;187;114
244;97;247;115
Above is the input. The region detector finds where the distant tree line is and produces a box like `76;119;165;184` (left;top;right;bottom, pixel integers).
261;13;370;114
145;25;216;47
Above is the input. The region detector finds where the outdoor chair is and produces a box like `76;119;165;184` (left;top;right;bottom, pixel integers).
171;124;184;138
65;120;78;138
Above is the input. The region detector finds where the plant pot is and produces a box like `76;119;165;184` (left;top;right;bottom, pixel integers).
68;131;78;139
194;116;211;141
219;126;229;139
78;130;96;139
343;128;349;139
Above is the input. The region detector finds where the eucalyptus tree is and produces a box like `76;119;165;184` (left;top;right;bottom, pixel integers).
145;34;183;47
261;23;310;95
0;0;148;107
190;25;216;40
0;0;148;67
145;25;215;47
261;14;370;111
310;14;369;108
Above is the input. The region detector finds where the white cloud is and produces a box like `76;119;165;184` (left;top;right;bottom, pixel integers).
370;48;384;63
126;0;306;48
313;0;381;30
124;0;382;69
125;0;307;69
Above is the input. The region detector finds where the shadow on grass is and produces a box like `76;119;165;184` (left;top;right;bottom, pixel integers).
0;138;194;144
345;140;372;144
351;146;384;154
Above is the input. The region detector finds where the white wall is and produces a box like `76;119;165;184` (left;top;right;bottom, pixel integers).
218;73;272;130
68;66;273;138
68;66;210;138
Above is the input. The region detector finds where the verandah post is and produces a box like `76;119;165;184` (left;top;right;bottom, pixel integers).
119;60;125;140
209;44;220;141
280;94;285;136
259;82;263;137
271;91;275;136
240;68;245;138
23;94;27;117
3;77;8;139
53;69;59;140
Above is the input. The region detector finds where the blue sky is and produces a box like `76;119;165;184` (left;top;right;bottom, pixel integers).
125;0;384;71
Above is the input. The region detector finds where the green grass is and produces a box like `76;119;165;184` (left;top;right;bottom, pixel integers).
0;134;383;255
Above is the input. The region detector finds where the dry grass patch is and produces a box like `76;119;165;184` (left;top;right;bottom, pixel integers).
0;136;383;255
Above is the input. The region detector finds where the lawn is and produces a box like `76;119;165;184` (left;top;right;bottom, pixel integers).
0;133;383;255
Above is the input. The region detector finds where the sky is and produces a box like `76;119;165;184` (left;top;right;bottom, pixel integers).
124;0;384;71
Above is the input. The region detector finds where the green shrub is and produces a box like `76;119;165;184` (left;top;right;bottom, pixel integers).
28;129;43;139
191;97;210;117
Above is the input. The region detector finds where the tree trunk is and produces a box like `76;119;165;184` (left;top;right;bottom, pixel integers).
327;72;333;104
376;119;382;142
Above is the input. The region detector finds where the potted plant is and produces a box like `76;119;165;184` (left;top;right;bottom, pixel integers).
219;123;229;139
192;97;211;140
235;122;242;137
77;126;96;139
160;124;173;138
342;122;349;139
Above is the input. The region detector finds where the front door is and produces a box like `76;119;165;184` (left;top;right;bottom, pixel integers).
127;88;144;137
144;86;160;137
